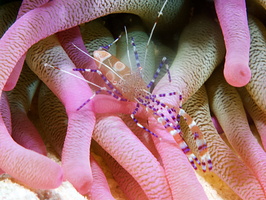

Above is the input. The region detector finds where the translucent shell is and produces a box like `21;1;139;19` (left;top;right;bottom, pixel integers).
93;50;131;85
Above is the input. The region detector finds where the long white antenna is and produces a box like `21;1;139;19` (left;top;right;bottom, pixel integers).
144;0;168;67
44;63;107;90
124;26;132;72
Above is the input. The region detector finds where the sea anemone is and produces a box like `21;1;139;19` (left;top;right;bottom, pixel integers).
0;0;265;199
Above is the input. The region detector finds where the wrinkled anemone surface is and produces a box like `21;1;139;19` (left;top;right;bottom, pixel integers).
0;0;266;199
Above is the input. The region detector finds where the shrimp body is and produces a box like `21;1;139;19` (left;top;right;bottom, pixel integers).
94;50;148;101
91;49;212;171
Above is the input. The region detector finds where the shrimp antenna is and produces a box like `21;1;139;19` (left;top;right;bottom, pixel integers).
44;63;105;90
124;26;133;72
99;34;122;51
144;0;168;67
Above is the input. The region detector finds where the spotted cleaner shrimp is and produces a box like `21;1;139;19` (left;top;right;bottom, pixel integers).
45;0;212;172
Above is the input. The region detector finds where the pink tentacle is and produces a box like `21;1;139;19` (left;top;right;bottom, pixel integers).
7;65;46;155
4;0;50;91
149;117;208;200
93;115;172;199
2;61;54;184
238;87;266;151
187;85;265;199
92;142;148;200
0;92;11;134
245;15;266;113
3;56;25;91
206;67;266;196
214;0;251;87
56;26;103;87
122;115;161;161
10;112;46;155
0;92;11;175
26;35;95;194
153;14;225;106
92;95;147;117
89;154;116;200
62;109;95;195
0;2;21;91
38;83;94;193
17;0;50;18
57;26;98;72
0;117;63;189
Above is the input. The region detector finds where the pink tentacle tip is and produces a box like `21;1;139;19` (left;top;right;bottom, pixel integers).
77;180;92;195
51;171;64;188
63;164;93;195
224;62;251;87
